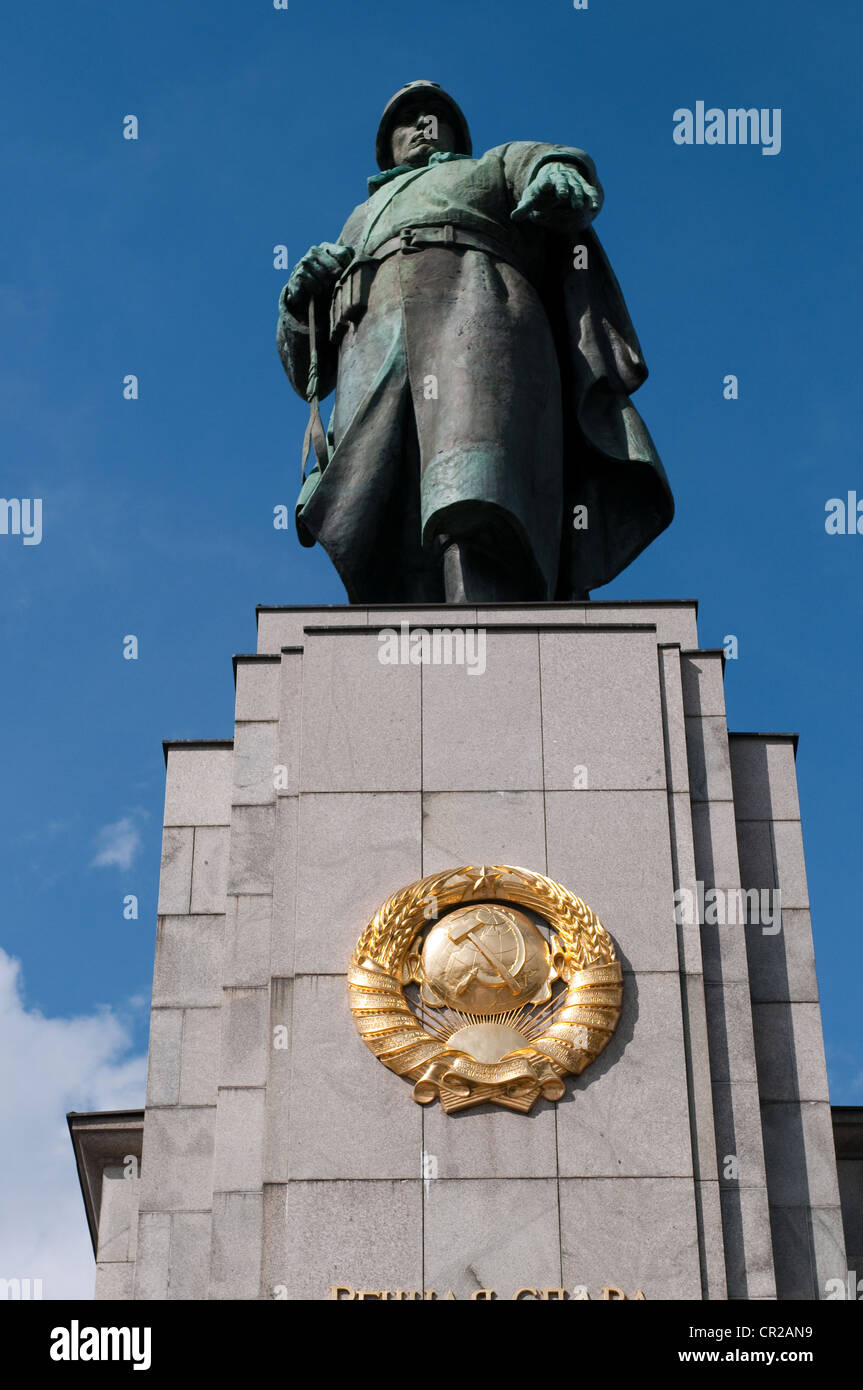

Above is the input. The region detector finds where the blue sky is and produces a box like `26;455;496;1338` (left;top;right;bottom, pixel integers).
1;0;861;1290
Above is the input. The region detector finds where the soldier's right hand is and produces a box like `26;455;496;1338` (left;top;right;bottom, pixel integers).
281;242;354;317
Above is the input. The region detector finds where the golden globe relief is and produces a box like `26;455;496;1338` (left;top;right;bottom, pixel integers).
348;865;623;1113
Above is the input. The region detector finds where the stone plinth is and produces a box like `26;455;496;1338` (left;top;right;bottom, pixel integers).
95;602;848;1299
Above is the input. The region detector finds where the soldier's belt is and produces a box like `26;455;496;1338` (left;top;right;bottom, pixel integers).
329;223;526;343
369;223;524;267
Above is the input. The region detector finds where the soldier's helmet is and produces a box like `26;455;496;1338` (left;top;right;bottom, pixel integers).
375;80;472;170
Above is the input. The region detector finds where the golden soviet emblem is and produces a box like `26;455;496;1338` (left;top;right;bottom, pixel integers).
348;865;623;1113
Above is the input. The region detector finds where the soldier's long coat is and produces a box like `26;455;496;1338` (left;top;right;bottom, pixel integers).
277;141;673;602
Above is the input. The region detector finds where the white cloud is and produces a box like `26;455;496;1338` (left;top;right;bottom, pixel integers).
0;949;146;1299
90;817;142;870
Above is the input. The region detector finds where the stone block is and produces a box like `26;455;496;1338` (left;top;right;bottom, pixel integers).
190;826;229;915
260;1184;287;1299
761;1101;844;1209
152;916;224;1008
222;895;273;988
587;602;698;648
677;974;720;1181
178;1007;220;1107
690;800;741;892
720;1185;776;1300
145;1009;182;1107
213;1088;266;1192
696;1180;728;1299
271;797;297;978
421;1101;557;1181
704;981;760;1084
209;1192;263;1300
685;716;734;803
96;1168;140;1263
712;1081;768;1188
659;645;691;795
423;631;543;791
264;979;293;1185
218;986;269;1089
556;972;693;1178
286;975;422;1179
133;1212;171;1300
699;914;752;988
746;908;819;1004
280;1180;422;1300
672;808;706;977
768;1204;812;1298
541;630;666;791
730;737;801;822
773;820;810;908
811;1204;850;1294
227;804;275;895
681;652;726;718
234;658;280;722
163;746;233;828
421;791;547;875
95;1263;134;1299
256;607;368;654
138;1107;216;1214
767;1204;846;1300
166;1212;212;1300
735;817;776;893
560;1177;702;1299
545;790;678;972
300;631;420;792
276;651;302;797
476;605;584;626
157;827;193;915
293;793;421;975
424;1178;560;1299
752;1002;830;1102
232;722;278;806
378;605;477;626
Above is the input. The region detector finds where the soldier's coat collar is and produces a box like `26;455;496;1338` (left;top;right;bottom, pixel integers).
367;150;472;194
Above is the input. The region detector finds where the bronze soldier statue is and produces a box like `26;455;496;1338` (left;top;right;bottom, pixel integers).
277;80;673;603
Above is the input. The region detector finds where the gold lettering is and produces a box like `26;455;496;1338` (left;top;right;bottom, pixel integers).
328;1278;643;1301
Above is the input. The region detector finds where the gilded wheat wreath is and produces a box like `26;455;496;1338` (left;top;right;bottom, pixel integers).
348;864;623;1113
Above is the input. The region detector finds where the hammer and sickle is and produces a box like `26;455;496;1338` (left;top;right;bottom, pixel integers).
447;906;526;996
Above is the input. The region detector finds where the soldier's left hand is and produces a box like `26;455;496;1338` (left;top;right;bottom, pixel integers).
511;162;602;232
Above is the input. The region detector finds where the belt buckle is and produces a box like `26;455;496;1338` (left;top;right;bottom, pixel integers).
400;227;420;252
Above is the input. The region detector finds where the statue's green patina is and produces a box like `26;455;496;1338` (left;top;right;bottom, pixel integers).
277;80;673;603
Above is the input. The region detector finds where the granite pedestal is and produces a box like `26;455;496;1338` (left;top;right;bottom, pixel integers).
77;601;848;1300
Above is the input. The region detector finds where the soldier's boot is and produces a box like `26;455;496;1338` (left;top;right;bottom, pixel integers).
441;539;529;603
